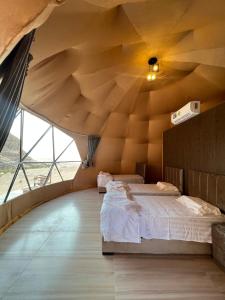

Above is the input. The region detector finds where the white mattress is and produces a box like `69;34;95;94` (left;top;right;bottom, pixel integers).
128;183;180;196
98;173;144;187
101;194;225;244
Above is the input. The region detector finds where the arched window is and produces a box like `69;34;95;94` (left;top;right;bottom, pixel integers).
0;109;81;203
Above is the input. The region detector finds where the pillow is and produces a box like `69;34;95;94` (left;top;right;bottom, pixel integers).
99;171;112;176
97;172;113;187
106;180;129;193
156;181;179;192
176;195;221;216
104;190;133;201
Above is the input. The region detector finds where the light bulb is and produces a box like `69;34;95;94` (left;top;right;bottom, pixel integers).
147;73;152;81
146;73;156;81
152;64;159;72
151;73;156;80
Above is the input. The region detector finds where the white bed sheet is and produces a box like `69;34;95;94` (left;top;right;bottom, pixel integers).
128;183;180;196
101;194;225;244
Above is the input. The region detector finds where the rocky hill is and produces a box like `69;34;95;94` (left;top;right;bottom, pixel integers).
0;134;34;172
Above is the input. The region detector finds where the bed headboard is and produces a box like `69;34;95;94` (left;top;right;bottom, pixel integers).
135;162;147;182
188;170;225;212
164;166;184;193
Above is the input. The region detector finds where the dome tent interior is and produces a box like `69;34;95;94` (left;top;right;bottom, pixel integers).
1;0;225;188
0;1;225;298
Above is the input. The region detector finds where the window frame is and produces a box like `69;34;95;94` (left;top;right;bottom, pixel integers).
1;109;81;203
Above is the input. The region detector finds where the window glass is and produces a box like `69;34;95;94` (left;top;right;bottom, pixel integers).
24;129;53;162
0;113;21;203
56;162;80;180
23;163;53;190
48;165;63;184
23;111;50;155
56;142;80;162
6;168;30;201
53;127;73;159
0;109;81;203
1;112;21;163
0;163;17;203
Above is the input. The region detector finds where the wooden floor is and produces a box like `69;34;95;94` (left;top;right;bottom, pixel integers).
0;188;225;300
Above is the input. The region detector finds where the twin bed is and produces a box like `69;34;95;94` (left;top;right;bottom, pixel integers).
100;167;225;255
97;162;146;193
127;167;183;196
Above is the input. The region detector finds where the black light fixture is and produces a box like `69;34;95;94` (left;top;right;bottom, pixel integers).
146;56;159;81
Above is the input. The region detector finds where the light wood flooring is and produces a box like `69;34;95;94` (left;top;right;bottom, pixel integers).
0;188;225;299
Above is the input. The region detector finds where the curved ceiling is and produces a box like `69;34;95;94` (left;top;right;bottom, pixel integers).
2;0;225;183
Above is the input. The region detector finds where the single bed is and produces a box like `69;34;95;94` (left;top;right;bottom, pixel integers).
105;166;183;196
101;169;225;255
127;184;180;196
98;162;146;193
128;183;180;196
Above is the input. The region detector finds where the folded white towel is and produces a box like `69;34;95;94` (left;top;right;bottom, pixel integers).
176;195;221;216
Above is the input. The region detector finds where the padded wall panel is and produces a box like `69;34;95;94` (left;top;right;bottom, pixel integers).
164;102;225;194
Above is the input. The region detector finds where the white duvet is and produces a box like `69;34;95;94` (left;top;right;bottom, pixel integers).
100;195;225;244
100;193;142;243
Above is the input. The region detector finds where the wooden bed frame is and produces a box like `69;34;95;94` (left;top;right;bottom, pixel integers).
102;168;224;255
102;238;211;255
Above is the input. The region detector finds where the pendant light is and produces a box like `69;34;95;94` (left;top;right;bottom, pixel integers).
146;57;159;81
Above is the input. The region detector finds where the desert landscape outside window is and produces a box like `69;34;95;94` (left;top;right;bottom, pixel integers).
0;109;81;203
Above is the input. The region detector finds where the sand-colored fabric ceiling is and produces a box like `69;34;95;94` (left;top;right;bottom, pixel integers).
1;0;225;186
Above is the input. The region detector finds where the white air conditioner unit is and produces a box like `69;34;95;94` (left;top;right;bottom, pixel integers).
171;101;200;125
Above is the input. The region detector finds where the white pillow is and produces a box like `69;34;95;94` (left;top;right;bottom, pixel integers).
106;180;129;193
99;171;112;176
156;181;179;192
176;195;221;216
104;190;132;201
97;172;113;187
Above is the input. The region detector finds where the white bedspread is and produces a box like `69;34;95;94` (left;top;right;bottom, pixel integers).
100;193;142;243
101;194;225;244
128;184;180;196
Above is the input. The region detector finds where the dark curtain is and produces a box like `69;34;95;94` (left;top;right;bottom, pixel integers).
82;135;101;168
0;30;35;152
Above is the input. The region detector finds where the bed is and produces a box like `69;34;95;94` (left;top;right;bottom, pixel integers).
98;162;146;193
127;166;183;196
105;167;183;196
101;169;225;255
127;184;180;196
